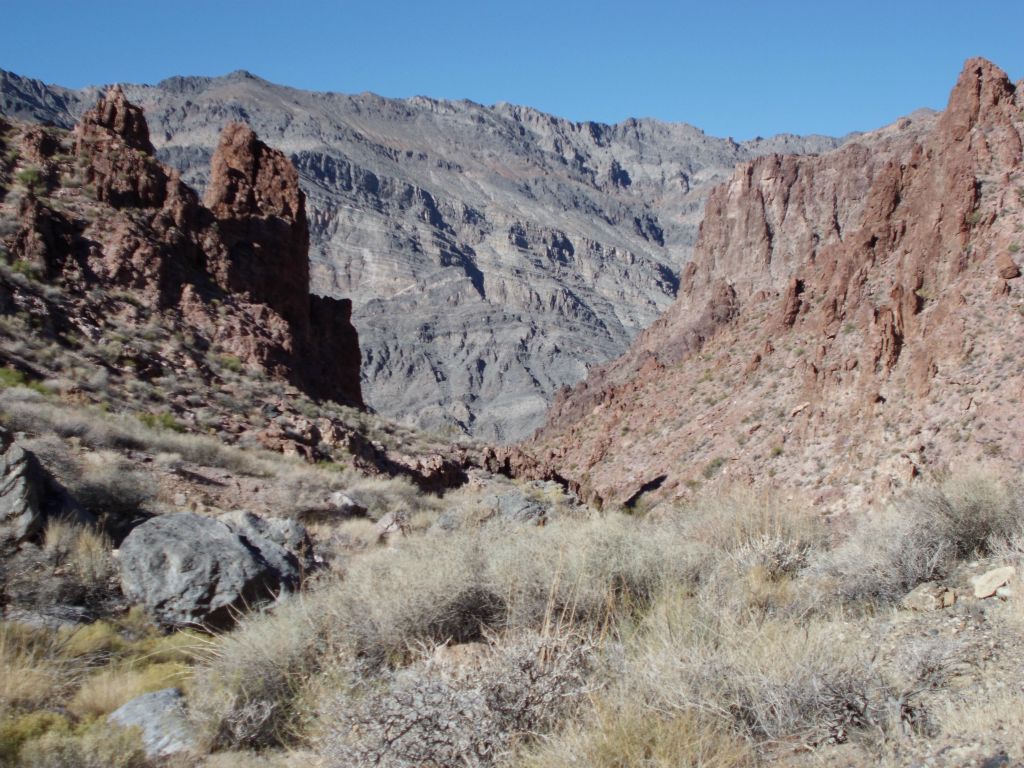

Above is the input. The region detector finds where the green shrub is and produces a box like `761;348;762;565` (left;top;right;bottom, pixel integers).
217;354;244;373
0;711;72;766
136;411;184;432
15;167;44;195
0;366;47;394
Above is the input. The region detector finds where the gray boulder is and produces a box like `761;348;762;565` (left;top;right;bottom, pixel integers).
0;427;91;547
108;688;197;758
119;512;308;628
482;489;548;525
435;486;549;532
220;509;315;574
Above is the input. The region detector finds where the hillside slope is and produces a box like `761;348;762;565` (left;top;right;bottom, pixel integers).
1;69;844;440
511;58;1024;512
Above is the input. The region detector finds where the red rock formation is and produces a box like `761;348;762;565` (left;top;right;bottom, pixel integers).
10;88;363;408
522;58;1024;512
203;122;362;405
205;123;310;329
74;85;172;209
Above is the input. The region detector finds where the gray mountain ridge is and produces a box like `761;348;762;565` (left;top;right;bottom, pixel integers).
1;67;854;441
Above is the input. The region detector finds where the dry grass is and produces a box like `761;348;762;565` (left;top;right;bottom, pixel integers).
518;701;755;768
0;388;265;475
0;623;80;712
15;723;147;768
189;597;322;750
42;518;117;588
69;661;190;718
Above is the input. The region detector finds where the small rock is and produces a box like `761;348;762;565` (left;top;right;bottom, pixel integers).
108;688;197;758
995;252;1021;280
980;751;1010;768
970;566;1015;599
330;491;368;517
902;582;953;611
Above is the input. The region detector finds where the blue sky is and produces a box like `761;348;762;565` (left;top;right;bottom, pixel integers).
4;0;1022;139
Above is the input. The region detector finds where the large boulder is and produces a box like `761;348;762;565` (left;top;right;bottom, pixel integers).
108;688;197;758
219;509;316;575
118;512;310;628
0;427;90;547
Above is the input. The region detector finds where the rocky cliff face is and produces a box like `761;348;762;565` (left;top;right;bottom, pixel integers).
5;87;362;408
0;69;844;440
513;58;1024;513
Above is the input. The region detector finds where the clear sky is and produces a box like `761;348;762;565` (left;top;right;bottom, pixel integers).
3;0;1022;139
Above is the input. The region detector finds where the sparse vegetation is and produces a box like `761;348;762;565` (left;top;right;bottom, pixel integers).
2;87;1024;768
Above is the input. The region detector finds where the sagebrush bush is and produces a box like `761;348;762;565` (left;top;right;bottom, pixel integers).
322;631;594;767
617;593;925;746
814;473;1024;604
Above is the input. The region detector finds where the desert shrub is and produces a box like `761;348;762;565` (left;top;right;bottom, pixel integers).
619;593;926;746
0;711;72;767
15;167;44;195
0;366;47;393
321;631;594;767
905;473;1024;558
345;474;441;521
676;487;823;556
814;473;1024;604
190;598;322;750
0;390;264;475
137;410;185;433
43;519;117;581
729;532;810;580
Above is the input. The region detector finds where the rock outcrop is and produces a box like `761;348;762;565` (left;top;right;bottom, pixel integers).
0;68;844;440
0;427;90;547
8;88;363;408
118;512;311;628
519;58;1024;512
